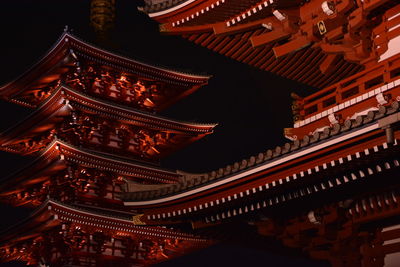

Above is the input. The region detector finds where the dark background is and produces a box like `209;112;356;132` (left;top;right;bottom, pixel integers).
0;1;325;266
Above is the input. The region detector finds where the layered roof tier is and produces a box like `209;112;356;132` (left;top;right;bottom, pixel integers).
0;199;210;266
0;31;211;110
0;139;185;207
0;84;216;160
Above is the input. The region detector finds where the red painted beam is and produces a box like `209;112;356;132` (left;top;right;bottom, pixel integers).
272;35;311;58
250;29;290;48
319;54;340;75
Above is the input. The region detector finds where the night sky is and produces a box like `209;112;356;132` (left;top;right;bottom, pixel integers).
0;1;326;266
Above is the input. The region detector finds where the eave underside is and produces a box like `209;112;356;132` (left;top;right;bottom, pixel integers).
0;200;210;266
145;0;400;89
180;30;363;88
0;85;216;161
0;32;211;110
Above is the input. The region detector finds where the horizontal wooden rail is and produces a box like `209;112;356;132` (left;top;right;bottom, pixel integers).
300;53;400;119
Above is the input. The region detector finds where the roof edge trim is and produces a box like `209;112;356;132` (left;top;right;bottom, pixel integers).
147;0;198;18
124;122;380;206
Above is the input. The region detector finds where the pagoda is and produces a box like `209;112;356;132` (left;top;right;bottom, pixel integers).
0;30;216;266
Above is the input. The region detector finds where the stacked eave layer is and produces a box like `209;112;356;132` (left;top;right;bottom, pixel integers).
0;138;182;194
0;31;211;110
0;84;216;159
0;199;211;265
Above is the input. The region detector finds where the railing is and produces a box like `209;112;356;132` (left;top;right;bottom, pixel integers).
297;53;400;125
296;2;400;126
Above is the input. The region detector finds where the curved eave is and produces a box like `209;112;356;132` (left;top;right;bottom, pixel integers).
0;201;54;246
147;0;364;88
145;0;209;20
0;31;71;100
0;31;211;100
0;138;182;194
61;85;218;134
0;85;217;151
54;139;182;180
0;87;68;147
124;121;384;207
180;30;362;88
0;199;206;246
142;138;399;225
48;199;206;240
66;33;211;82
0;145;63;195
147;0;303;26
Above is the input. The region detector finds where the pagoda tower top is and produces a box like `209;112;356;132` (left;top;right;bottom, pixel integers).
0;30;211;110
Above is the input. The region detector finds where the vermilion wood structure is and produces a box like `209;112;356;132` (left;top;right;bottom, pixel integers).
0;31;215;266
120;1;400;266
141;0;400;88
2;1;400;264
0;31;210;110
0;84;215;159
1;199;209;266
123;60;400;265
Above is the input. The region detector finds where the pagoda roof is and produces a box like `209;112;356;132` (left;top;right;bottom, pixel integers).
0;30;211;108
0;84;216;156
0;199;208;251
0;138;182;201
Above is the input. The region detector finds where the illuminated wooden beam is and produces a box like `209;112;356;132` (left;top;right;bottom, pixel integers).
319;54;340;74
272;36;311;58
320;43;353;54
250;28;290;48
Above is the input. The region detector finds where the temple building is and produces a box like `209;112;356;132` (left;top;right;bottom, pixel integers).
128;0;400;266
2;0;400;266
